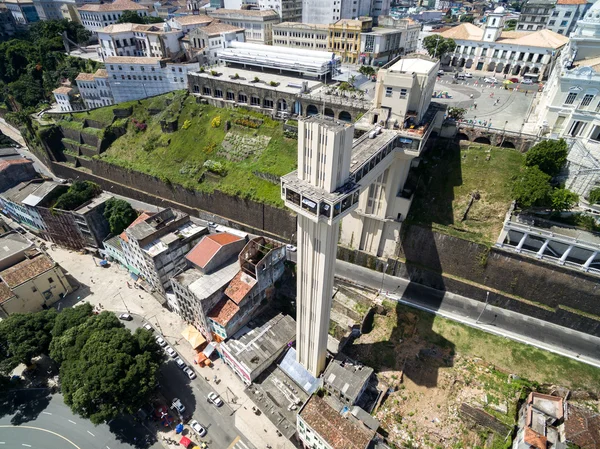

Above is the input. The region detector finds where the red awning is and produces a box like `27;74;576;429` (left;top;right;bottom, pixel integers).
180;436;192;447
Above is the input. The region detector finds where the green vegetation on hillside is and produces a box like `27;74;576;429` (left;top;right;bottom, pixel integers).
407;142;524;244
88;91;297;206
53;180;101;211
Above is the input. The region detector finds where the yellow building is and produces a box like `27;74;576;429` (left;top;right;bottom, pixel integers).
328;17;372;64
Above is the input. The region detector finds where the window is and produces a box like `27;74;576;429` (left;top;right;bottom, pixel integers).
558;29;564;34
581;94;594;107
568;120;587;136
48;277;54;283
399;88;407;99
565;92;578;105
214;88;223;98
238;93;247;103
263;98;273;108
560;20;568;26
549;20;556;25
202;86;211;95
226;91;235;101
385;87;393;97
552;10;559;16
564;11;571;17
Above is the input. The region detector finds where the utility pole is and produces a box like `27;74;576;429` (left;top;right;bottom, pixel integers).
476;291;490;323
380;262;389;295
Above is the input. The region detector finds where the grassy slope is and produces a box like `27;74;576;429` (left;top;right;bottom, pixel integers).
92;92;296;206
407;142;524;245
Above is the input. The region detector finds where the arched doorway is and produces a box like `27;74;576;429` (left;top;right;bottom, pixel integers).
487;62;496;72
466;59;473;69
504;64;511;74
474;136;491;145
521;66;530;76
294;100;302;115
338;110;352;122
456;132;470;141
512;65;521;75
500;140;516;148
496;62;504;74
324;107;334;118
306;104;319;116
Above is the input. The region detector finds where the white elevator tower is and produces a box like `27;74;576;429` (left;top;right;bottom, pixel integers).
281;116;360;376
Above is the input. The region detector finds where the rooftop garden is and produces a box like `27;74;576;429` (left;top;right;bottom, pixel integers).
53;181;102;211
74;91;298;206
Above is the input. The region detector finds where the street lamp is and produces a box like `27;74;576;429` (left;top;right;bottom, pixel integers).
379;262;389;295
475;291;490;323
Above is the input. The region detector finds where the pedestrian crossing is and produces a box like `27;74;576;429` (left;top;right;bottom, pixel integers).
227;436;251;449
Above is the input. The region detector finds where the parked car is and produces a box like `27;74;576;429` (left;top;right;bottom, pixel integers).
119;313;132;321
143;323;153;332
522;78;534;84
155;336;167;347
464;72;473;78
172;398;185;414
509;77;519;83
164;346;177;358
183;367;197;380
437;69;445;76
190;420;207;437
484;77;498;84
175;357;186;369
286;244;297;252
207;392;223;407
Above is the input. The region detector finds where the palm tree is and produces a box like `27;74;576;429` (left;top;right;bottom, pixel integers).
348;75;357;88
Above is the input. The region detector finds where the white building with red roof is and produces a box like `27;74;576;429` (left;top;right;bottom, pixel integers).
77;0;150;34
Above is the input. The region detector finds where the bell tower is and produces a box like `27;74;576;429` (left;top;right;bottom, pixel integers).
483;6;506;43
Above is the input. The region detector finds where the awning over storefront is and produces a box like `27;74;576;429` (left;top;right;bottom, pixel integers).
179;436;192;447
181;325;206;349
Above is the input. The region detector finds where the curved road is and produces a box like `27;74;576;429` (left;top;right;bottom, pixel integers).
0;391;160;449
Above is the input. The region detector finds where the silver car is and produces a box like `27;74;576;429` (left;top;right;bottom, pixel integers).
190;420;207;437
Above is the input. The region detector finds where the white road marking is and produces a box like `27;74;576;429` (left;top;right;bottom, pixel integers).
87;431;95;437
0;442;5;444
42;412;52;415
68;420;76;424
106;446;111;449
22;445;32;447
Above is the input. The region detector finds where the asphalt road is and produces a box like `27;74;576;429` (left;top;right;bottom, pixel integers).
121;316;252;449
0;390;160;449
335;260;600;367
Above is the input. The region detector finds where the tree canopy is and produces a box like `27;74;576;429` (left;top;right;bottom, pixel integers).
53;181;101;211
117;11;164;24
589;188;600;205
358;65;376;78
524;139;568;177
0;309;57;373
512;166;552;208
103;198;138;235
0;19;97;111
550;188;579;212
422;35;456;60
55;312;163;424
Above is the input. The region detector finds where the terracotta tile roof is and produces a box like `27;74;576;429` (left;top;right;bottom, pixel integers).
120;212;154;243
0;280;15;304
498;29;569;49
557;0;587;4
52;86;74;95
0;253;55;288
202;21;244;36
208;298;239;326
78;0;147;12
224;271;256;304
173;15;213;25
524;427;547;449
438;23;483;40
574;55;600;71
185;233;243;270
99;23;136;33
76;72;95;81
565;404;600;449
0;158;32;172
94;69;108;78
105;56;163;65
300;395;375;449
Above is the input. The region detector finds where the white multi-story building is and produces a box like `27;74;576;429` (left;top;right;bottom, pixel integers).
527;0;600;200
546;0;591;36
272;22;329;51
75;69;114;109
301;0;389;25
77;0;149;34
97;22;183;59
440;7;569;80
360;20;421;65
52;86;84;111
104;56;199;103
184;21;245;66
208;9;280;45
4;0;39;24
167;14;214;34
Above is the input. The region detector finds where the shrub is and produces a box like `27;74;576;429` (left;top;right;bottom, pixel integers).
203;160;227;176
210;70;219;76
512;166;552;208
269;81;280;87
233;73;240;79
588;188;600;205
550;188;579;212
253;76;260;82
525;139;568;177
235;118;260;129
103;198;137;235
211;116;221;128
53;181;102;211
199;67;205;73
130;118;147;132
182;119;192;130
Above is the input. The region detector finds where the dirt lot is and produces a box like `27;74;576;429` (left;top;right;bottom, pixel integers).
346;300;600;449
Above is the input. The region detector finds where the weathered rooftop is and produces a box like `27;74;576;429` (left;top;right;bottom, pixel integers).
174;258;238;300
186;233;243;271
0;252;55;288
74;192;112;216
299;395;375;449
323;356;373;404
207;298;239;326
220;313;296;375
0;280;15;304
224;270;257;304
0;232;33;265
78;0;147;12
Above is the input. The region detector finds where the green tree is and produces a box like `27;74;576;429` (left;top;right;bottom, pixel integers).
422;35;456;60
447;107;466;120
53;180;101;210
512;166;552;208
588;188;600;204
103;198;137;235
524;139;568;177
51;303;93;340
56;312;163;424
460;15;474;23
0;309;57;373
358;65;376;78
8;74;45;109
550;188;579;212
117;11;164;24
505;19;518;30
